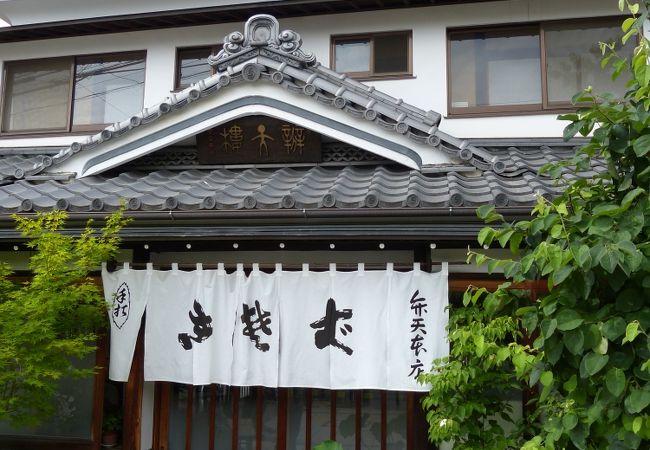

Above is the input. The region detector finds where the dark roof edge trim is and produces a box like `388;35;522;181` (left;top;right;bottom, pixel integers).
0;205;532;224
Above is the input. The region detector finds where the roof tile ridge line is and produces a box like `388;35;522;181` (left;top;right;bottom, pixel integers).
435;129;505;174
312;64;440;126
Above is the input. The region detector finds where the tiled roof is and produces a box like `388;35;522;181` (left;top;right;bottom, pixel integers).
0;154;54;180
8;14;508;181
484;144;605;179
0;165;564;214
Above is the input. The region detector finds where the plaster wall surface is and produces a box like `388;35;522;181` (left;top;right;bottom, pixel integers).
0;0;623;147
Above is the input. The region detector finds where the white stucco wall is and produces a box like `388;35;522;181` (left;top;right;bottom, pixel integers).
0;0;624;148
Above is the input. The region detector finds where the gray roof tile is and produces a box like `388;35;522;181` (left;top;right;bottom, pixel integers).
0;166;562;215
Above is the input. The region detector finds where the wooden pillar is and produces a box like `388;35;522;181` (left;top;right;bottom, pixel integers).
152;382;171;450
91;333;108;450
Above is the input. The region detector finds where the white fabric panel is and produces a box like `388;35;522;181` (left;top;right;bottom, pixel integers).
387;264;449;391
231;267;280;386
102;263;151;381
144;268;197;384
278;270;335;389
104;264;448;390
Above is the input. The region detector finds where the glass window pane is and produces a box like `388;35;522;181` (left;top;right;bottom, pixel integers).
72;53;145;126
238;386;257;450
545;22;633;103
168;384;189;450
178;47;214;88
386;391;406;450
0;354;95;438
360;391;380;450
2;59;71;132
374;34;409;74
262;388;278;450
335;40;370;73
214;385;233;450
311;389;331;446
190;386;212;450
286;389;307;450
450;29;542;109
335;391;355;450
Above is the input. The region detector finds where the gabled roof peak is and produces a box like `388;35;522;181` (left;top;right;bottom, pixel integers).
209;14;316;71
11;14;510;181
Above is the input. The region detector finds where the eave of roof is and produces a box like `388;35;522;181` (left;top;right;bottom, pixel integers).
0;0;503;43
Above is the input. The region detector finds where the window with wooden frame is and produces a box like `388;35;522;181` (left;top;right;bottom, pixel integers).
175;46;221;90
0;335;108;450
331;31;412;80
1;51;146;134
447;17;633;116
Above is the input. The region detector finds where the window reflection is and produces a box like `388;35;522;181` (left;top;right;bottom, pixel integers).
73;53;145;126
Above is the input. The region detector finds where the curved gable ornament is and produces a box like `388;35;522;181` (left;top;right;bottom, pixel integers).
209;14;316;72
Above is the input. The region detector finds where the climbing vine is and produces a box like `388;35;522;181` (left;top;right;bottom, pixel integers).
422;1;650;448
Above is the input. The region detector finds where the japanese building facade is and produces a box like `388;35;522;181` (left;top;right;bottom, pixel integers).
0;0;626;449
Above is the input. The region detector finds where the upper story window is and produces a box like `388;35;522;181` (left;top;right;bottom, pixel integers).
175;46;219;90
447;18;632;116
332;31;412;80
1;51;145;134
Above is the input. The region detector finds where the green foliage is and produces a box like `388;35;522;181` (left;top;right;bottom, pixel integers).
0;209;129;426
313;440;344;450
423;2;650;448
419;288;540;449
102;410;122;433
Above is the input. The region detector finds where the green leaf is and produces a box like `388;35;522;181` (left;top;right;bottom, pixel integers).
605;367;626;397
576;245;592;269
557;309;584;331
497;229;515;248
563;374;578;393
540;370;553;387
633;134;650;156
580;352;609;378
562;413;578;431
477;227;494;246
565;329;585;355
552;265;573;285
624;387;650;414
540;318;557;339
623;321;641;344
621;187;645;208
592;203;620;217
563;120;584;140
602;317;627;340
622;17;636;32
599;245;619;273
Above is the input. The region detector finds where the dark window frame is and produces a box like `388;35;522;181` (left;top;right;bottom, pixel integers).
174;45;220;90
1;50;147;136
331;30;413;80
446;16;630;117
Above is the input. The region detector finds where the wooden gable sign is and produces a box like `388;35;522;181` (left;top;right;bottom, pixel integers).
197;116;321;164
